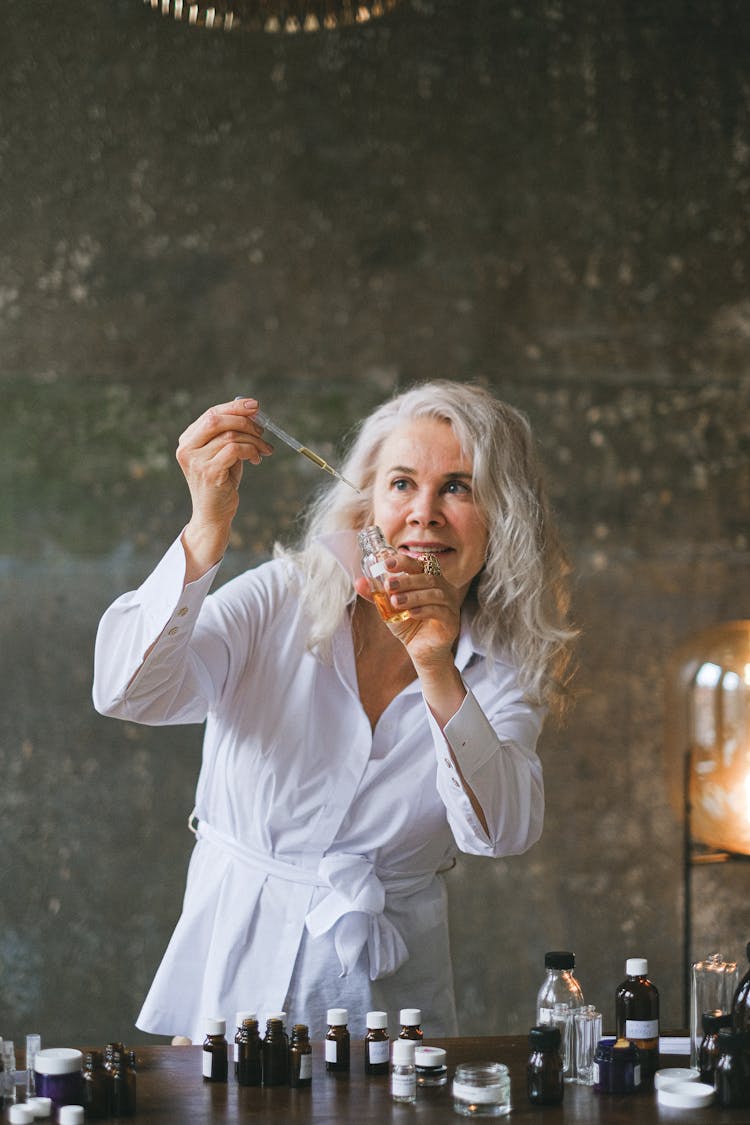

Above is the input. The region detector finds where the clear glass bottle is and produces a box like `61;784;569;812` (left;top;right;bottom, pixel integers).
536;951;584;1026
324;1009;350;1073
202;1019;228;1083
288;1024;312;1088
398;1008;423;1041
262;1019;288;1086
236;1017;262;1087
526;1025;564;1105
358;525;410;624
615;958;659;1084
390;1039;416;1104
82;1050;109;1119
364;1011;390;1076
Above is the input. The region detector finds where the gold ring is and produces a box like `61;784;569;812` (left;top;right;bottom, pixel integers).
419;552;442;578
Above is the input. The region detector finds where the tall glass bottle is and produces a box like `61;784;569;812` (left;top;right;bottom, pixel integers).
536;951;585;1025
358;526;410;624
615;958;660;1084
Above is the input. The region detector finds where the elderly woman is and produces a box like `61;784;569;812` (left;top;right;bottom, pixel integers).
93;380;575;1043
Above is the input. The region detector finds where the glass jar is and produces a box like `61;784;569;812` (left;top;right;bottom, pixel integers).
415;1046;448;1087
452;1062;511;1117
34;1049;84;1109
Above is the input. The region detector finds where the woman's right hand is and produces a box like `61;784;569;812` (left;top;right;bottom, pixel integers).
176;397;273;580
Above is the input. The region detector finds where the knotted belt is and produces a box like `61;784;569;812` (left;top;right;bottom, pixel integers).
189;811;439;981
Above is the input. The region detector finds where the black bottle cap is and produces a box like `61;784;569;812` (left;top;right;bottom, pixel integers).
702;1010;732;1033
544;951;575;970
529;1025;561;1049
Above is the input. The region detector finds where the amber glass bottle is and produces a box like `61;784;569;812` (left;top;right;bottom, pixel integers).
202;1019;228;1083
615;958;659;1083
262;1018;289;1086
237;1017;262;1087
398;1009;423;1041
364;1011;390;1076
732;942;750;1033
325;1009;351;1072
289;1024;313;1088
110;1050;136;1116
82;1050;109;1119
526;1025;564;1105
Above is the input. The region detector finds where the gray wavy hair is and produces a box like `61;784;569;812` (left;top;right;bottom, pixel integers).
278;380;576;717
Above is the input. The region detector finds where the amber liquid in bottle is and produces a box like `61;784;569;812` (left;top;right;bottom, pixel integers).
359;526;410;624
237;1018;262;1087
289;1024;313;1088
615;959;659;1084
325;1009;351;1073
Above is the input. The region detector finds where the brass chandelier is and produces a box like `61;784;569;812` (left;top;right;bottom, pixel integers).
143;0;401;32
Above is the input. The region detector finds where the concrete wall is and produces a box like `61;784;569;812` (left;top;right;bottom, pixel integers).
1;0;749;1046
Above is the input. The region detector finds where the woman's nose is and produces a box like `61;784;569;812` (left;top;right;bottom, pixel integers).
407;490;445;526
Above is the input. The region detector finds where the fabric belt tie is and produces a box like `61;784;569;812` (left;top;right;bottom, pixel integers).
190;811;436;981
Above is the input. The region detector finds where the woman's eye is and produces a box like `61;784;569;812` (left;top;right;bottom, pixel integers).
445;479;471;494
391;478;411;491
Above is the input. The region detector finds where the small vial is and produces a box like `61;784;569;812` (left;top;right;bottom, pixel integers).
414;1045;448;1087
82;1050;109;1119
390;1039;416;1104
698;1009;732;1085
398;1008;423;1041
233;1010;256;1076
202;1019;228;1083
364;1011;390;1076
527;1025;564;1105
325;1008;350;1073
236;1018;262;1087
262;1018;288;1086
358;525;410;624
25;1034;41;1097
2;1040;17;1105
288;1024;312;1088
110;1051;136;1116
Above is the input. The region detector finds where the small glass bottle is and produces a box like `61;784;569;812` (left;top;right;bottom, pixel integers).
262;1018;288;1086
325;1009;350;1073
398;1008;423;1041
2;1041;17;1106
364;1011;390;1076
593;1037;615;1094
526;1025;564;1105
25;1035;41;1098
233;1010;256;1077
82;1050;109;1119
358;525;410;624
732;941;750;1034
202;1019;228;1083
536;951;584;1026
714;1028;750;1109
390;1039;416;1104
236;1018;262;1087
610;1038;641;1095
698;1009;732;1084
615;958;659;1084
110;1050;136;1116
288;1024;312;1088
414;1046;448;1087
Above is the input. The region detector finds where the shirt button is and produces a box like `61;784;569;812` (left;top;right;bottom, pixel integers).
177;606;189;617
451;777;461;788
167;627;179;636
444;758;453;769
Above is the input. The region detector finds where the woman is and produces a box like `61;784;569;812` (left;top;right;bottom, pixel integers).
93;380;576;1042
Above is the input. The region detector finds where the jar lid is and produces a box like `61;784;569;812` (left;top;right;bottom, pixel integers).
24;1098;53;1119
657;1081;715;1109
326;1008;348;1025
415;1046;446;1067
399;1008;422;1024
57;1109;85;1125
366;1011;388;1029
8;1107;35;1125
392;1039;415;1064
544;951;575;970
625;957;648;975
655;1068;701;1089
205;1017;225;1035
34;1048;83;1075
528;1025;561;1048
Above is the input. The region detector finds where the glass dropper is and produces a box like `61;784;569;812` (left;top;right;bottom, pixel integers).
243;403;360;493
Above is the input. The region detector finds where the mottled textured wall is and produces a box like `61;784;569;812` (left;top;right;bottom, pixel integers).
1;0;749;1047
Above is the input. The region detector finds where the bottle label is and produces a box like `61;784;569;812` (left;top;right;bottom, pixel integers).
299;1054;312;1080
391;1071;416;1097
202;1050;213;1079
368;1040;390;1065
325;1039;338;1063
625;1019;658;1039
234;1043;240;1063
369;560;388;578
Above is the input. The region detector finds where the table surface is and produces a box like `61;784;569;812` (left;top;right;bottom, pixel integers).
29;1037;742;1123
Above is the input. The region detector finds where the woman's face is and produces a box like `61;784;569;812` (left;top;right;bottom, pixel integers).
370;416;488;603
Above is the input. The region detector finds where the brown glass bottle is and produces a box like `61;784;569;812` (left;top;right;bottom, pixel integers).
325;1008;350;1072
732;941;750;1034
82;1049;109;1119
202;1018;228;1083
699;1009;732;1084
526;1025;564;1105
111;1050;137;1116
398;1008;423;1041
103;1041;124;1072
364;1011;390;1076
237;1017;262;1087
262;1018;288;1086
715;1029;750;1108
289;1024;313;1088
233;1011;256;1078
615;958;659;1083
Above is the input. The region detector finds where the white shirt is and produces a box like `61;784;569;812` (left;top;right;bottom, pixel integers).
93;535;545;1041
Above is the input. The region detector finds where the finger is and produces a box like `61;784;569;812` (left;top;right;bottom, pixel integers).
179;401;269;451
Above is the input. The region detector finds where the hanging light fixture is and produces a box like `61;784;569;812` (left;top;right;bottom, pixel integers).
143;0;401;32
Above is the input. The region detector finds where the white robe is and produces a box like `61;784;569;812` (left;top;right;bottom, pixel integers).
92;534;545;1042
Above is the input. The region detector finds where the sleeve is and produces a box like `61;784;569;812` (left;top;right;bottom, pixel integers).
92;536;226;725
427;667;545;858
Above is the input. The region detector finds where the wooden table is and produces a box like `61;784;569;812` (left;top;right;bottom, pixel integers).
54;1037;742;1123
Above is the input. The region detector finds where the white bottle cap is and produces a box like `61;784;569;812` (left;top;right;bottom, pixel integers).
626;958;649;976
24;1098;53;1119
58;1109;86;1125
657;1080;715;1108
400;1008;422;1024
366;1011;388;1029
654;1067;700;1089
327;1008;348;1025
235;1010;256;1026
205;1017;226;1035
392;1039;416;1064
415;1046;447;1067
8;1107;35;1125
